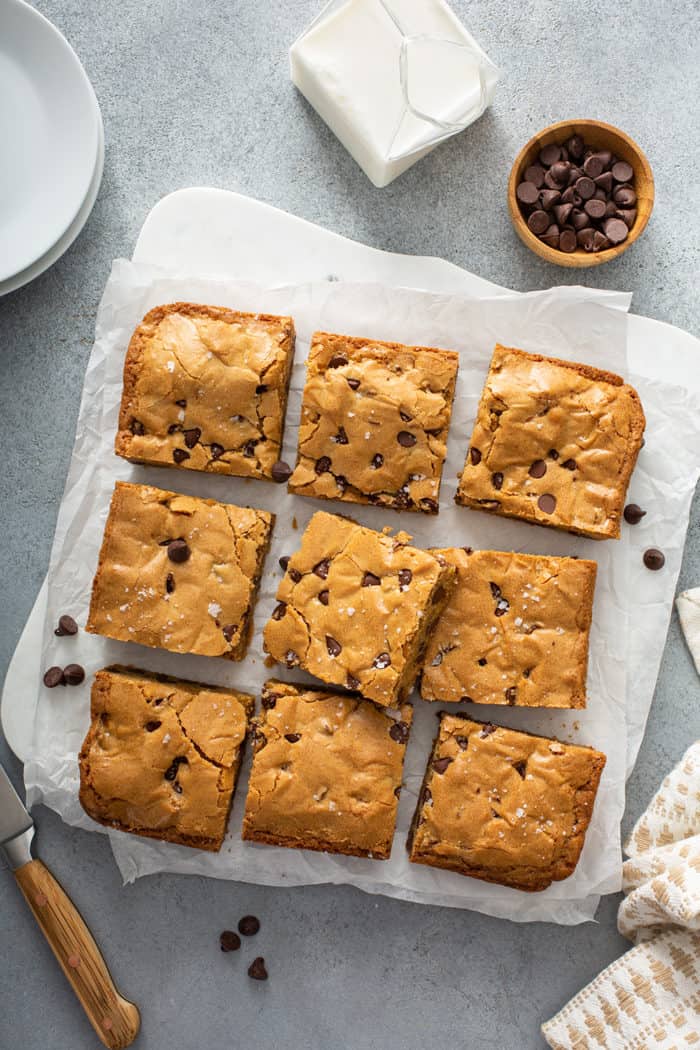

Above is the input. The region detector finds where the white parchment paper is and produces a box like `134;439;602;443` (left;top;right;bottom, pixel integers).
24;261;700;923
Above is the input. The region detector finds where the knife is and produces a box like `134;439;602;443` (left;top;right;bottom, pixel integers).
0;761;140;1048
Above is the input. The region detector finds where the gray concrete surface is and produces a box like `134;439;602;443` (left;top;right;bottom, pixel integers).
1;1;698;1047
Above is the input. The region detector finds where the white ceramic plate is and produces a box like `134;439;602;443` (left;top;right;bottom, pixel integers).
0;0;100;283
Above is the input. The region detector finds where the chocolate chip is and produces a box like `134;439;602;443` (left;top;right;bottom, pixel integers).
347;673;360;690
243;439;258;458
389;721;409;744
398;569;412;589
577;227;596;251
584;198;607;220
550;160;570;185
255;384;268;394
540;188;561;210
328;355;347;368
167;423;180;434
43;666;65;688
624;503;646;525
513;761;527;779
222;624;237;642
284;733;301;743
537;493;557;514
261;692;278;709
289;568;302;583
538;144;561;166
325;635;342;657
491;472;503;490
145;720;161;732
594;171;614;194
495;598;510;617
371;453;384;469
592;230;610;251
55;614;78;637
166;573;175;594
603;217;629;245
479;724;496;738
220;930;241;952
540;224;560;249
279;555;290;571
527;210;550;235
612;160;634;183
271;601;287;620
478;657;487;666
561;458;577;470
315;456;331;474
565;134;584;160
347;377;360;390
61;663;84;687
313;559;330;579
570;208;589;230
505;686;517;704
332;427;349;445
175;399;186;408
373;652;391;669
489;582;501;598
183;427;201;449
167;538;190;563
548;448;559;459
271;460;292;483
210;443;224;460
397;431;416;447
285;650;299;668
130;419;145;435
643;548;665;571
559;228;577;253
575;176;596;200
248;957;268;981
553;203;573;226
164;756;186;781
529;459;547;478
524;163;545;187
616;208;637;229
172;448;190;464
237;914;260;936
583;154;605;178
359;571;380;589
613;185;636;207
432;757;453;775
456;736;469;750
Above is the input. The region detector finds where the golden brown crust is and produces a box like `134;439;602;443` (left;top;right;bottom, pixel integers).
288;331;459;513
86;482;273;660
407;713;606;892
241;680;412;859
262;510;455;707
420;548;597;709
116;302;295;480
79;666;254;851
456;344;646;540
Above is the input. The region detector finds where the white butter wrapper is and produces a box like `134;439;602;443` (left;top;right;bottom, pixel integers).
290;0;499;187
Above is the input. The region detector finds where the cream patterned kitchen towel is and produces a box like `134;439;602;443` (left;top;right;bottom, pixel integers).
542;742;700;1049
677;588;700;676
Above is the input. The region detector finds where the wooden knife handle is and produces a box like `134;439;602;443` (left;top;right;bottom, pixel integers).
14;858;140;1048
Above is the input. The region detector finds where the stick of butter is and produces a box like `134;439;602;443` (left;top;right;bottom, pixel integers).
290;0;499;188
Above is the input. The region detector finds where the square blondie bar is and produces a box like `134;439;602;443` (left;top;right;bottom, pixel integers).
115;303;295;481
456;345;645;539
420;547;597;708
86;482;273;660
263;510;455;707
288;331;459;513
408;713;606;892
242;680;412;859
79;666;254;851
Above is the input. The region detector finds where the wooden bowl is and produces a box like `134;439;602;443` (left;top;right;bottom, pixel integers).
508;119;654;268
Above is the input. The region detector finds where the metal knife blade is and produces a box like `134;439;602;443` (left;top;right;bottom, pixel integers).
0;761;34;869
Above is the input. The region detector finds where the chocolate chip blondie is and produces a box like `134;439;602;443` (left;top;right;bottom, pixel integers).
242;680;412;859
86;482;273;659
263;510;455;707
408;713;606;891
420;547;597;708
288;331;459;513
79;666;254;851
115;303;295;480
456;345;645;539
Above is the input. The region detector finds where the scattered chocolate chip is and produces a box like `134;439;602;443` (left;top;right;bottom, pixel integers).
167;538;190;563
238;915;260;936
289;568;302;583
261;692;277;709
272;601;287;621
284;733;301;743
279;555;290;571
271;460;292;483
469;447;481;465
398;569;412;589
315;589;329;607
371;453;384;469
399;411;413;423
346;673;360;690
432;757;452;774
548;448;559;460
55;614;78;637
561;458;577;470
325;635;342;657
389;721;409;744
175;398;187;408
397;431;416;448
505;686;517;704
183;427;201;449
167;423;180;434
328;355;347;368
537;493;557;514
255;384;268;394
643;548;665;571
63;664;85;686
373;652;391;670
528;459;547;478
172;782;183;794
210;443;224;460
248;957;268;981
220;930;241;952
513;761;527;779
172;448;190;464
164;756;187;781
43;666;65;688
222;624;237;642
332;427;348;445
489;582;501;598
243;440;258;458
313;559;330;579
362;571;380;587
145;720;161;732
130;419;145;435
315;456;331;474
624;503;646;525
491;471;503;490
456;736;469;750
479;724;496;738
420;497;439;513
347;377;360;390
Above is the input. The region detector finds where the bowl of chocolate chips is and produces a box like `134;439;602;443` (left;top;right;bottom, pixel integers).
508;119;654;267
